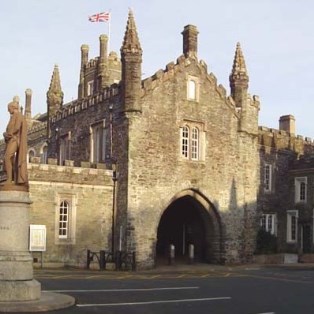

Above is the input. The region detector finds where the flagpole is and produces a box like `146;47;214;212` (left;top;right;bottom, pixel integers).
107;11;111;56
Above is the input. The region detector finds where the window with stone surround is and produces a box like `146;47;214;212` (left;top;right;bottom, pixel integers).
55;194;77;245
287;210;298;243
59;132;71;166
90;120;107;164
180;121;204;161
295;177;307;203
260;213;276;235
59;201;69;238
264;163;272;192
87;80;94;96
187;75;199;102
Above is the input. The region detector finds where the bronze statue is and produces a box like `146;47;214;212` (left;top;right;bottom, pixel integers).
2;100;28;185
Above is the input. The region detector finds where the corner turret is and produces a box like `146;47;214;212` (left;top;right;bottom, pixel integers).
229;42;249;108
47;65;64;136
78;44;89;99
120;9;142;113
230;43;259;135
98;34;109;89
24;88;32;121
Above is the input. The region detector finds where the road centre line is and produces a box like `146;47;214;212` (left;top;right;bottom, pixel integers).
43;286;199;293
76;296;231;307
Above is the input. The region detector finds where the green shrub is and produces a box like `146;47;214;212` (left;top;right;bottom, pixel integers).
255;229;277;254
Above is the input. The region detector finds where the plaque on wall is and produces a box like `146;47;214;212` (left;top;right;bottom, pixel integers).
29;225;47;252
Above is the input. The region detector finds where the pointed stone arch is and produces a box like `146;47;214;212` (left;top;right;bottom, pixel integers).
156;189;224;264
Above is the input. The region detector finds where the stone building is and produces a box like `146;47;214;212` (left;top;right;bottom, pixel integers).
1;10;313;269
258;118;314;259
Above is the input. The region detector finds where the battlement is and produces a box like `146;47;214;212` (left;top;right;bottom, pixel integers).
258;125;313;141
28;157;114;186
51;84;120;123
258;125;314;154
86;57;99;69
28;121;47;135
85;52;120;70
141;54;241;115
290;154;314;171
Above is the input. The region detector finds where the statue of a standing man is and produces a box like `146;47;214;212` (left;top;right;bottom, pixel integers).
3;100;28;185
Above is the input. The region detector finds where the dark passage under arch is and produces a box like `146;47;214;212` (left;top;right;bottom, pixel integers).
156;194;221;264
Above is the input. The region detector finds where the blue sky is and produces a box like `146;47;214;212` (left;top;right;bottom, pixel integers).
1;0;314;138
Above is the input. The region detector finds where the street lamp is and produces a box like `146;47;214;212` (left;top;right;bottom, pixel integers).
111;159;117;259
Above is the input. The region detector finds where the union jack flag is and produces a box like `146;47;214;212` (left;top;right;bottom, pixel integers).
88;12;110;22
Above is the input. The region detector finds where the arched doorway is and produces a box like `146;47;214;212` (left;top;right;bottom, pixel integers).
156;192;222;264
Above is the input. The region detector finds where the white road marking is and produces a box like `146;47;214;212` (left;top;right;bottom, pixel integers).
43;286;199;293
76;296;231;307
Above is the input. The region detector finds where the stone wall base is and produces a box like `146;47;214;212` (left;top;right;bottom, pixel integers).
253;253;298;264
299;254;314;263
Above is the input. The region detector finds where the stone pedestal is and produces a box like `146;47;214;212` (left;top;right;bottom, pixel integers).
0;190;40;302
0;189;75;311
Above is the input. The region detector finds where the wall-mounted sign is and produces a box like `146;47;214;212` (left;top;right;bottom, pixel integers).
29;225;46;252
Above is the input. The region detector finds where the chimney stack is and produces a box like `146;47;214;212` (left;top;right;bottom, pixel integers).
279;115;295;135
182;25;198;58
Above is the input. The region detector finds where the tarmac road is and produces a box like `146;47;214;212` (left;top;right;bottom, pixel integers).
17;264;314;314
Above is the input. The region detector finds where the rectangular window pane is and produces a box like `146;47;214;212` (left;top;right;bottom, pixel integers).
300;182;306;201
92;123;106;163
261;215;266;231
264;164;271;191
188;80;196;100
291;216;296;241
267;215;273;232
191;128;199;160
287;211;298;243
181;127;189;158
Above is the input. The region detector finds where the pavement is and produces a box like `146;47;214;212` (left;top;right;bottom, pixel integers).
33;261;314;277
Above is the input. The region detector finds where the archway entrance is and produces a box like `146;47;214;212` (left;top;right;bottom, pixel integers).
156;193;221;265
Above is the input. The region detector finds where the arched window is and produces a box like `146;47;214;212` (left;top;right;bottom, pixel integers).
181;126;189;159
41;144;48;164
191;127;199;160
180;123;203;161
28;149;35;163
59;201;69;238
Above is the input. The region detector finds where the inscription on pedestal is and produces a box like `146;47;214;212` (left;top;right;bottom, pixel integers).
0;226;9;230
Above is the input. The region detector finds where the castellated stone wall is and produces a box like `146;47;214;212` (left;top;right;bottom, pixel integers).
27;161;114;267
48;86;120;164
258;126;314;254
116;55;260;268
